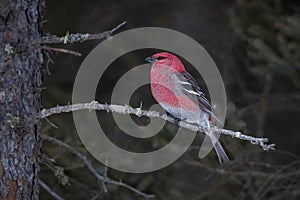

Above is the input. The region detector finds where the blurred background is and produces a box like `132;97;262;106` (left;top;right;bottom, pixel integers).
41;0;300;199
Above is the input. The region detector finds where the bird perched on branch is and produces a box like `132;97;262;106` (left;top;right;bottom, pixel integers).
146;52;229;163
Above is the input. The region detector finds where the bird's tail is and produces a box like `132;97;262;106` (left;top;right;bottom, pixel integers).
213;140;229;164
208;131;229;164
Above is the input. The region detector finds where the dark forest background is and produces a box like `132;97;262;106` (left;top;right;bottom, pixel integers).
40;0;300;199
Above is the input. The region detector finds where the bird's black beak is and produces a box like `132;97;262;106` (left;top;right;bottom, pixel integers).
145;56;156;63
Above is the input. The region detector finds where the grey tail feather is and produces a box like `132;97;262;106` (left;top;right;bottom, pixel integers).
213;141;230;164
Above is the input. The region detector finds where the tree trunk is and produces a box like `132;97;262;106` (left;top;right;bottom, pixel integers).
0;0;44;199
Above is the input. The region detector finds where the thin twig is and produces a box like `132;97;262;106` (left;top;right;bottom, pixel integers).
254;160;300;199
41;46;82;56
44;117;58;129
39;101;276;151
211;127;276;151
89;193;102;200
41;21;126;44
44;50;54;75
41;158;101;196
184;158;300;179
39;179;64;200
41;135;155;199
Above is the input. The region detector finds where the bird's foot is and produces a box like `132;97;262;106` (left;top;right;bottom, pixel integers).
166;113;186;125
173;117;187;125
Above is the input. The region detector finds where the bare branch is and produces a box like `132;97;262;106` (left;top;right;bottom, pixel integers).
41;21;126;44
39;101;276;151
39;179;64;200
41;135;155;199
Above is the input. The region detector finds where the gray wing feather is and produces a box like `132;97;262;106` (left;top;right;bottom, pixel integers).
177;72;212;112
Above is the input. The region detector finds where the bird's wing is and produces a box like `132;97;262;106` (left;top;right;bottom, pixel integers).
177;72;223;125
174;71;212;113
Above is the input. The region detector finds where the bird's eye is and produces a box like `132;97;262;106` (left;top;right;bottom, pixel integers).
156;56;166;60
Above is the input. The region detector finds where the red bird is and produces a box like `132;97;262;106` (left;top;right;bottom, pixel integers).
146;52;229;163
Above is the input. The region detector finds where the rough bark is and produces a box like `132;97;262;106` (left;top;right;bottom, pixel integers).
0;0;44;199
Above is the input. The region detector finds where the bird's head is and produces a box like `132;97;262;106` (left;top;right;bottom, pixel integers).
145;52;186;72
